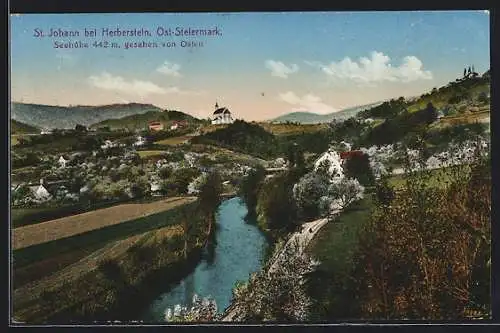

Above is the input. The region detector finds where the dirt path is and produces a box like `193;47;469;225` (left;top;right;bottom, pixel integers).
12;196;197;250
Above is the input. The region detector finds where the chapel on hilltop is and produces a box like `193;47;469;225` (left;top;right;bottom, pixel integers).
211;102;234;125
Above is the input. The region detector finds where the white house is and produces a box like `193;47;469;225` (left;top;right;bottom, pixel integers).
150;180;162;196
313;147;344;181
41;129;53;135
170;123;179;130
133;136;146;147
211;102;234;125
58;156;68;168
29;179;52;203
101;140;117;149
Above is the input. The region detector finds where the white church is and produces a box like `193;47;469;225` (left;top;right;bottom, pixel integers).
211;102;234;125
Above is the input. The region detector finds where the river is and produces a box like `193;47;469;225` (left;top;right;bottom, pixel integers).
140;197;269;322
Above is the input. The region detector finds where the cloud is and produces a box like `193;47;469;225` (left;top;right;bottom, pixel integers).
88;72;205;97
265;60;299;78
278;91;337;114
306;51;433;85
156;61;182;77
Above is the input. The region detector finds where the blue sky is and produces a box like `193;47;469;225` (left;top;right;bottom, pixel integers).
10;11;490;121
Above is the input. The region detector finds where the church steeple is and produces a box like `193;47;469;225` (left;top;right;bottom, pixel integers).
215;101;219;110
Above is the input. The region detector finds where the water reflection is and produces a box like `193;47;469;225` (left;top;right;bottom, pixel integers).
141;197;268;322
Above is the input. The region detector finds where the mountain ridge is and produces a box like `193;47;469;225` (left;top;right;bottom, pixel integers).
11;102;165;129
271;102;383;124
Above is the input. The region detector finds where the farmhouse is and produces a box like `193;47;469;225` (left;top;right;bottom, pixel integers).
40;129;53;135
28;179;53;203
211;102;234;125
58;156;68;168
134;136;147;147
149;121;164;131
339;150;364;160
101;140;117;149
150;179;162;196
314;147;344;180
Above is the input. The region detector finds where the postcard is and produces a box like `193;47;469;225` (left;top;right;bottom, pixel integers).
9;11;491;324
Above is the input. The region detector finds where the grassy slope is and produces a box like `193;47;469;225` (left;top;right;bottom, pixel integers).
258;122;328;135
306;197;374;320
13;200;198;288
11;119;39;134
13;221;198;323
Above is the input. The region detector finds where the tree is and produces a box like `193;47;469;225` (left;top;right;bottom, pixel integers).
478;92;489;104
464;68;467;77
159;166;173;179
327;178;365;211
238;166;266;215
197;171;223;237
75;124;87;133
425;102;438;124
228;239;319;322
130;181;148;198
343;153;375;187
180;209;193;260
257;173;298;230
374;174;395;206
292;171;330;220
286;143;297;167
353;143;490;319
165;294;220;322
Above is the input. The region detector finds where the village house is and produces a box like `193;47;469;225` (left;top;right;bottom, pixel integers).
149;177;162;196
58;156;68;168
211;102;234;125
314;147;344;180
27;179;53;203
149;121;164;131
133;136;147;147
100;140;117;150
40;128;53;135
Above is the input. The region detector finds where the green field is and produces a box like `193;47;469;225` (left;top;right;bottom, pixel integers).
13;201;197;289
306;197;374;319
137;150;166;158
155;136;191;145
388;166;468;190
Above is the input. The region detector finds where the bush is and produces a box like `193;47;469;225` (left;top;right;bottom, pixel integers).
353;148;490;319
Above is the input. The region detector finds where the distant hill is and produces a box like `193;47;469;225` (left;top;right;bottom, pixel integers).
11;102;164;129
271;102;383;124
90;110;201;131
11;119;39;134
